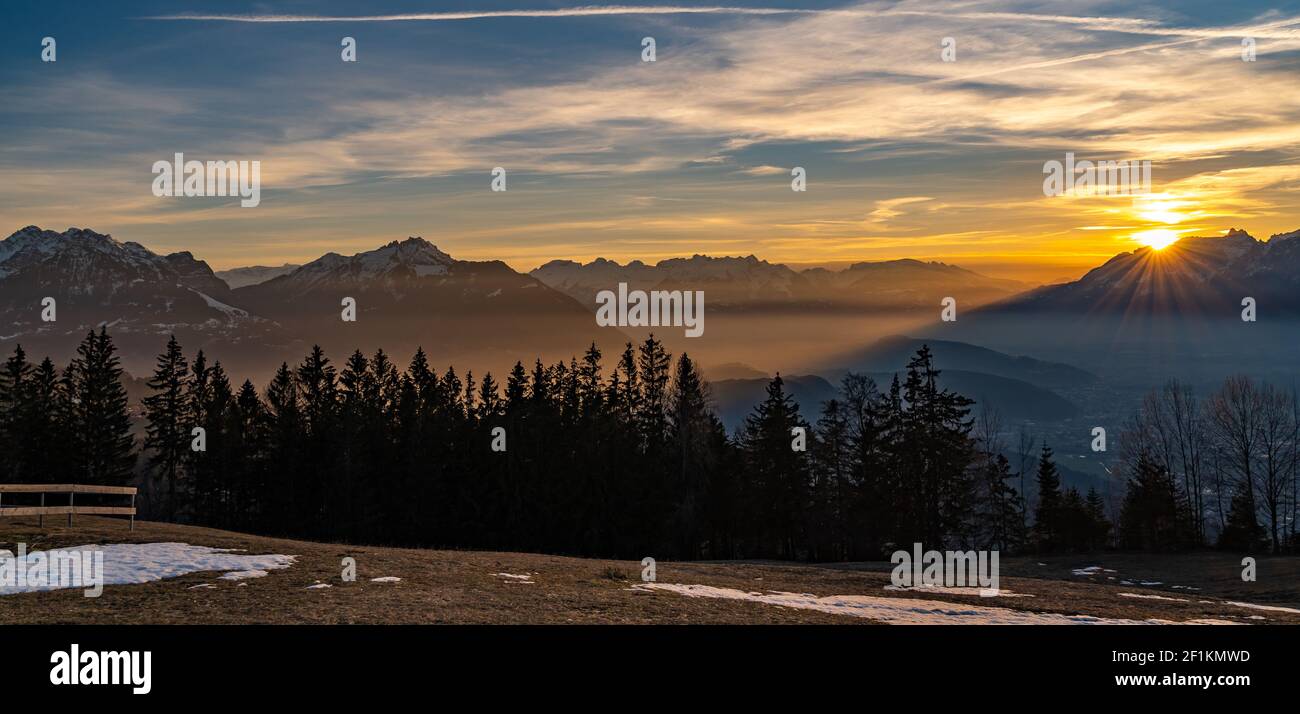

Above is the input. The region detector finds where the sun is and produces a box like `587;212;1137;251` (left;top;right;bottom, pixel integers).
1132;228;1181;250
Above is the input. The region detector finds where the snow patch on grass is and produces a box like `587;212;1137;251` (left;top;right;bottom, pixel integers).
1119;592;1188;602
1071;566;1117;576
494;573;535;584
1226;600;1300;614
883;584;1033;598
0;542;295;596
219;569;270;581
633;583;1237;625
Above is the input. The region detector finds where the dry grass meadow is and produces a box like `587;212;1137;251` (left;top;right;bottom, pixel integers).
2;516;1297;625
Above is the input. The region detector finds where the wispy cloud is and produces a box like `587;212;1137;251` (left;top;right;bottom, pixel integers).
738;165;788;176
140;6;814;22
5;1;1300;270
869;197;934;224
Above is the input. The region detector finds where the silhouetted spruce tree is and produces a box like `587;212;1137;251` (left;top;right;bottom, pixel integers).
810;398;855;560
295;345;339;537
666;353;726;558
368;349;403;540
142;335;189;517
578;343;603;413
839;372;888;555
977;453;1024;552
609;342;640;425
899;345;975;547
0;345;33;481
589;346;631;553
1059;487;1090;551
637;335;671;448
65;328;135;485
476;372;503;418
631;336;673;553
1032;444;1063;552
20;358;70;484
466;370;504;544
230;379;268;530
196;362;234;524
739;374;811;558
1084;487;1112;550
339;350;375;540
262;362;301;534
180;350;214;521
1218;480;1266;552
489;361;529;547
873;374;909;545
1119;454;1189;551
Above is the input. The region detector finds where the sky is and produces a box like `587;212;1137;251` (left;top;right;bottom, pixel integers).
2;0;1299;281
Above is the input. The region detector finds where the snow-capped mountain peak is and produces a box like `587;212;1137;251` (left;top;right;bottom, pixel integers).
362;236;454;275
0;226;175;281
276;236;457;292
0;226;275;371
1;226;135;270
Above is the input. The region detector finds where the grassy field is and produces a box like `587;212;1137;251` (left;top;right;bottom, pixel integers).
2;516;1297;624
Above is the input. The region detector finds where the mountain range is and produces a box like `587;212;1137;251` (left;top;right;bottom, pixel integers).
929;228;1300;383
230;237;616;379
529;255;1028;313
5;224;1299;390
983;228;1300;317
0;227;616;381
0;226;284;379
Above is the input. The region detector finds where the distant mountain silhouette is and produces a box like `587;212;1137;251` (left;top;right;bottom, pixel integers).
825;334;1096;389
982;228;1300;317
531;254;1028;313
214;263;300;289
928;228;1300;381
888;368;1078;421
704;361;769;380
710;366;1077;433
711;374;839;432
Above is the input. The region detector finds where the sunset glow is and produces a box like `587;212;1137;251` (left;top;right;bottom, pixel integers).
1132;228;1182;250
1134;197;1193;225
1;1;1298;282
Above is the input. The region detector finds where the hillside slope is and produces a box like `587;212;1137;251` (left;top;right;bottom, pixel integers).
1;516;1294;624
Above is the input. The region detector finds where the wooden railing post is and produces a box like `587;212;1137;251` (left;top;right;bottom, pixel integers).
0;485;136;529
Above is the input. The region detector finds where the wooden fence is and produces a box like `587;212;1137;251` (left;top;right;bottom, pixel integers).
0;484;137;529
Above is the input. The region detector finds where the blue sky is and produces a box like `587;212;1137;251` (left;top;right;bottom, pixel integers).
3;0;1299;279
